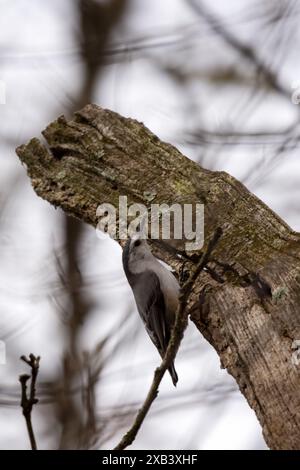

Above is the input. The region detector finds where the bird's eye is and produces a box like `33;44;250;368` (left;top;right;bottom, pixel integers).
134;240;141;247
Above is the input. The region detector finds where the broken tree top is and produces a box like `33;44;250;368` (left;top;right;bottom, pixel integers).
16;104;300;449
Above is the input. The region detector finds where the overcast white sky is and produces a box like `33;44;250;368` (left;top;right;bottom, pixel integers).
1;0;299;449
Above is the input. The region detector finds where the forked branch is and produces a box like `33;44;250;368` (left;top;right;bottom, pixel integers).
19;354;40;450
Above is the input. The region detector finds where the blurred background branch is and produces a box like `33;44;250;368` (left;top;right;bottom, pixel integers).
1;0;300;450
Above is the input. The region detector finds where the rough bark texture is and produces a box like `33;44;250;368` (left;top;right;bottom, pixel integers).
16;104;300;450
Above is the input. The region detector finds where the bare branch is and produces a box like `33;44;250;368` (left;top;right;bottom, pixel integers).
15;105;300;449
19;354;40;450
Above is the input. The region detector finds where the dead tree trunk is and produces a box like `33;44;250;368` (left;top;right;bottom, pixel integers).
16;104;300;450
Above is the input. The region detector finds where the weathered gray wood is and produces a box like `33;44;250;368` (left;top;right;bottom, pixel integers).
16;104;300;449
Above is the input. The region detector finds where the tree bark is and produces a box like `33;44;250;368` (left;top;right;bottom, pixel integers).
16;104;300;450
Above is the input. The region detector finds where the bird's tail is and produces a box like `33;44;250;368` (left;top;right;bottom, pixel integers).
168;362;178;387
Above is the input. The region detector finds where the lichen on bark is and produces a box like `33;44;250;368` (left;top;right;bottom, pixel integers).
16;104;300;449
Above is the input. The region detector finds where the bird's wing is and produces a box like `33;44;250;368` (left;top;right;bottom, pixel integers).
134;270;170;355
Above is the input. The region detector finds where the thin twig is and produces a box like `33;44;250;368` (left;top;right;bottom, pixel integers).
19;354;40;450
114;228;223;450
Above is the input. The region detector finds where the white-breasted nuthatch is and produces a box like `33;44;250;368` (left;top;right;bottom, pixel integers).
122;232;179;386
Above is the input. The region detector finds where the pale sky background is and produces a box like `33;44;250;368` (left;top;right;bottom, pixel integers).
0;0;299;449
